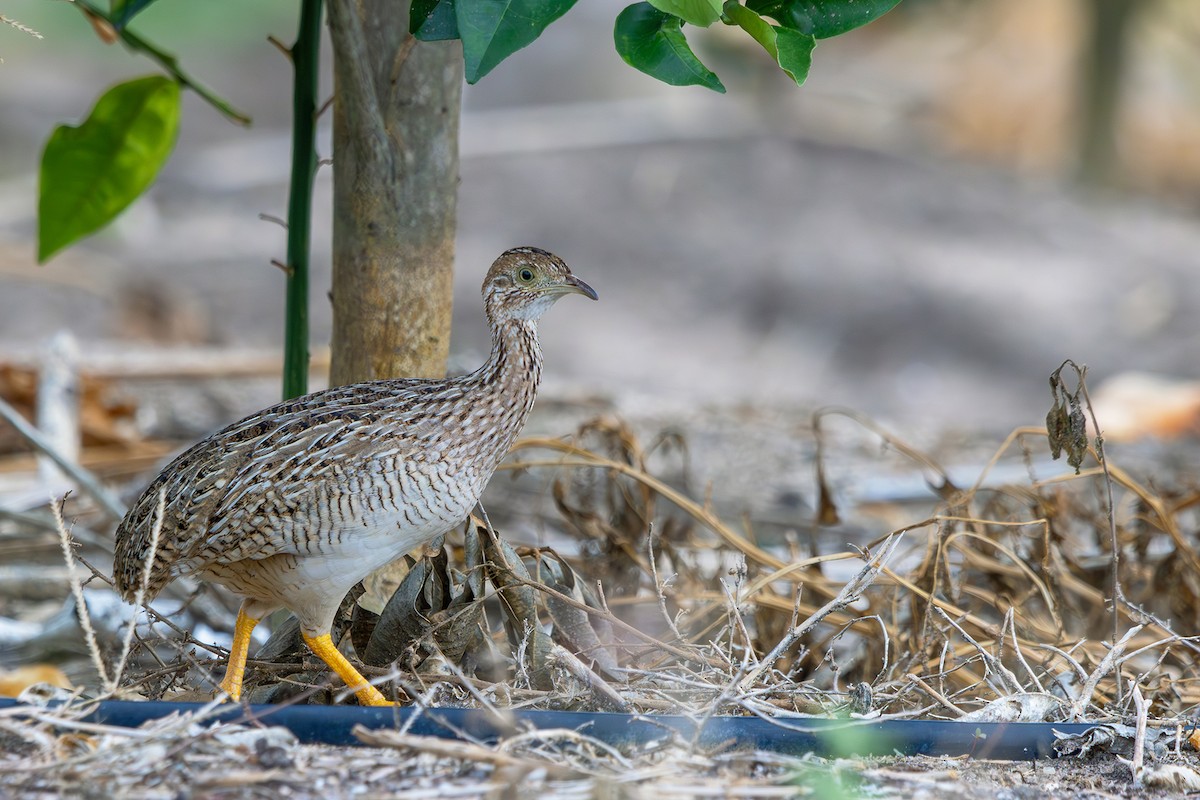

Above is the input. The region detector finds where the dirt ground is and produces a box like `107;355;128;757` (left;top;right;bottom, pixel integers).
0;713;1186;799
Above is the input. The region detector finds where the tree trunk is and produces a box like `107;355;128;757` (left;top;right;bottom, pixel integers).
1076;0;1139;188
326;0;463;384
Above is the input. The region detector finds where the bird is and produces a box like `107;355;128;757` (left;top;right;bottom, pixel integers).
112;247;597;705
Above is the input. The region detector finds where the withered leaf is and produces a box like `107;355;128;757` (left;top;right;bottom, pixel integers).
361;559;431;667
535;550;622;678
1047;366;1090;474
480;525;555;687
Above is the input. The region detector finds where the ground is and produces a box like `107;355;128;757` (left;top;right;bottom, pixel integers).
0;717;1188;799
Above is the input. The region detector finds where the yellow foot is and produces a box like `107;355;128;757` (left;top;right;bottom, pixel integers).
354;684;393;707
218;608;261;702
302;631;392;706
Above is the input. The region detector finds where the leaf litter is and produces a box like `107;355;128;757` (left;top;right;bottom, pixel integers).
3;365;1200;796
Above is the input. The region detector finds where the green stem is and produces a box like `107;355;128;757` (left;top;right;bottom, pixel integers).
281;0;324;400
73;0;251;126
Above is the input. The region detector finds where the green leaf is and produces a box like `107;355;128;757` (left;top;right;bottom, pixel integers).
746;0;901;38
109;0;158;29
773;26;815;79
647;0;721;27
38;75;180;263
456;0;580;83
411;0;461;41
722;2;813;85
614;3;725;92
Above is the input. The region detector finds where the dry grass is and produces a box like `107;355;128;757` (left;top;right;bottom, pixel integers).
4;373;1200;794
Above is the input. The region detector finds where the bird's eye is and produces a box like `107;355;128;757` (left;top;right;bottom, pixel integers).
518;268;535;282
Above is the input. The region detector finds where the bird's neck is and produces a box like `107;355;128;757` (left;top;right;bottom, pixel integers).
478;317;543;394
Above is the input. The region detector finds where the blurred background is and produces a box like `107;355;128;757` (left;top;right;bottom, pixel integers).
3;0;1200;514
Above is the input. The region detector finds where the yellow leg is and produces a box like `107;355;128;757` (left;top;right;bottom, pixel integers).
302;632;391;706
219;609;260;702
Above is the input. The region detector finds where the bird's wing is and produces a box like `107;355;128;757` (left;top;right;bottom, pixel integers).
184;384;466;569
112;401;304;596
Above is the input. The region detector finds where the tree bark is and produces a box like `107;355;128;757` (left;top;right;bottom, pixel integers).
326;0;463;384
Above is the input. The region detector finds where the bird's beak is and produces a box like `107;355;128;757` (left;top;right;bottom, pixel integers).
559;274;598;301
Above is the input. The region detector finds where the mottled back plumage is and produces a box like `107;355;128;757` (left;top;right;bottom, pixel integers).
113;248;596;646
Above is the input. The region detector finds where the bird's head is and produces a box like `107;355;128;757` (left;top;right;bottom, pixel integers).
483;247;598;322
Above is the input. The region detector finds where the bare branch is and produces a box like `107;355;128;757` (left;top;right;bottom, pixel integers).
737;533;903;692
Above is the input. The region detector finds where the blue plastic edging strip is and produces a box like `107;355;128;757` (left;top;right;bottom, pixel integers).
0;698;1103;760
